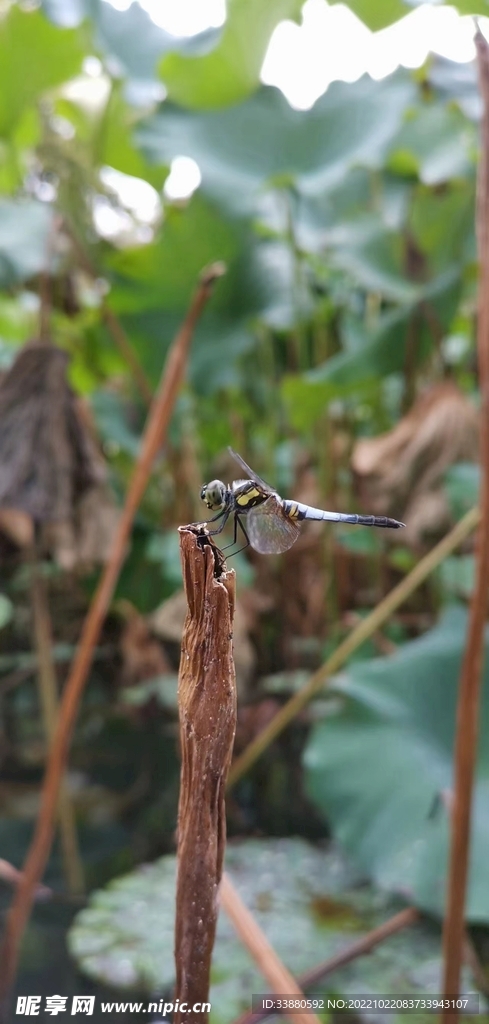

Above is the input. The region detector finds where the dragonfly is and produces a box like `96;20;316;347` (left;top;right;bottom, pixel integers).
199;448;405;555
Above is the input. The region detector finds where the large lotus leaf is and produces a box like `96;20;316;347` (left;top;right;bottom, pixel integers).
438;555;475;601
304;605;489;921
41;0;86;27
105;196;307;393
86;0;178;84
0;200;54;287
447;0;489;13
44;0;296;105
329;225;419;303
42;0;211;90
277;168;376;250
326;211;467;300
54;87;168;193
281;268;461;429
110;247;307;395
330;0;489;30
428;56;481;123
444;462;480;520
288;171;415;252
237;237;313;329
106;113;167;191
409;182;474;272
0;6;85;139
136;72;416;215
328;0;409;31
257;174;417;345
264;171;413;257
159;0;303;110
281;309;411;429
108;200;291;319
388;102;476;186
121;310;258;396
69;837;454;1020
107;196;239;314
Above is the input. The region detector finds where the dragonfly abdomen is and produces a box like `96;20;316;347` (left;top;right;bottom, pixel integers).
354;514;405;529
283;500;404;529
283;500;344;523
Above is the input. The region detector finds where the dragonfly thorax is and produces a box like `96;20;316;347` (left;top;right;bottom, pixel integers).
201;478;227;511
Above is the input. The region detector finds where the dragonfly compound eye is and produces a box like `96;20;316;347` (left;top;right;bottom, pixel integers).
201;479;226;511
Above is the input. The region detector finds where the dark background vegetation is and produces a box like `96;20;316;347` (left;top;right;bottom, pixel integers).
0;0;488;1019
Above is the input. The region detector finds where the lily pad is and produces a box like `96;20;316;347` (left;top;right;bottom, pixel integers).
69;838;477;1023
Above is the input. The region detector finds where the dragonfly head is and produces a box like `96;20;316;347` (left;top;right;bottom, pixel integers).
201;479;227;512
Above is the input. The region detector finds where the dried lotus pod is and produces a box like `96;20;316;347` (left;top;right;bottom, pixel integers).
352;383;479;544
0;343;103;521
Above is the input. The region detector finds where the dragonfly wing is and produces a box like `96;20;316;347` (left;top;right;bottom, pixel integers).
247;496;301;554
228;447;273;494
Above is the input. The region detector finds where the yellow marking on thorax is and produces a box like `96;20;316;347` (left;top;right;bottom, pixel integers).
236;487;261;507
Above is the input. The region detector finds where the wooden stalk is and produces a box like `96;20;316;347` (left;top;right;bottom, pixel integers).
440;30;489;1021
0;264;225;1011
175;529;237;1023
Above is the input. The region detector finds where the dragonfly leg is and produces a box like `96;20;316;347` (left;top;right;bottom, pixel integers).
220;512;238;550
188;508;226;528
206;510;230;536
221;516;250;556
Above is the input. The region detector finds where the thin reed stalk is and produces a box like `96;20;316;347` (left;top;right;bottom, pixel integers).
220;873;322;1024
440;35;489;1018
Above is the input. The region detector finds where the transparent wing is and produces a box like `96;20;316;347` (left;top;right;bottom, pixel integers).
228;447;274;495
247;496;301;554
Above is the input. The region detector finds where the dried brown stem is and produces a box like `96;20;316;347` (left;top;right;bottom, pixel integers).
0;861;51;901
227;506;480;789
231;906;419;1024
298;906;419;989
29;545;84;896
0;264;225;1011
220;873;322;1024
440;31;489;1022
175;530;237;1024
